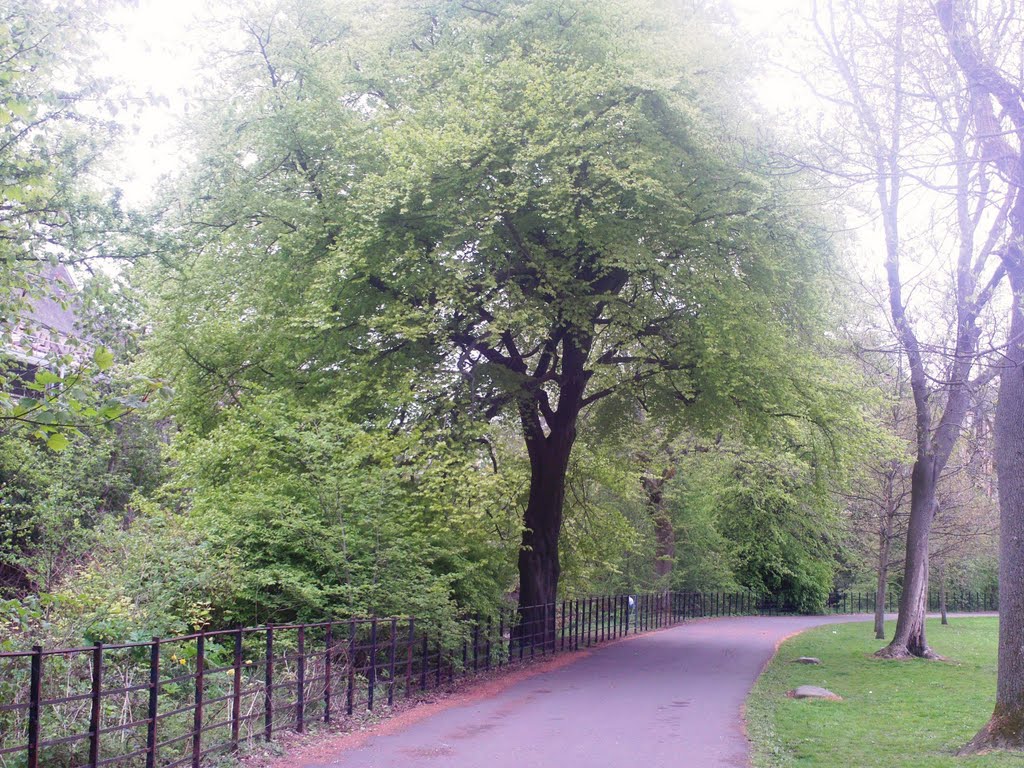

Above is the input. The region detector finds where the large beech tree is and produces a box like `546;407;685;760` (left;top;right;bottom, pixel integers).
146;0;848;633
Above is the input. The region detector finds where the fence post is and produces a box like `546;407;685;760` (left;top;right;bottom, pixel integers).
89;642;103;767
473;616;480;669
193;632;205;768
435;639;442;687
420;631;429;690
388;618;398;706
543;603;550;653
232;629;243;746
486;617;492;670
499;615;505;668
265;626;274;741
147;638;160;768
27;646;42;768
368;619;378;711
346;620;356;716
519;609;525;661
406;619;415;696
324;623;333;723
592;598;598;643
296;625;306;732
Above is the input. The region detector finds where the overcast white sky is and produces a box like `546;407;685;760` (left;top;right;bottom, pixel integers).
95;0;817;205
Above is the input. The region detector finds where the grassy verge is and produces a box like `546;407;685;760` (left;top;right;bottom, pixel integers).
746;618;1023;767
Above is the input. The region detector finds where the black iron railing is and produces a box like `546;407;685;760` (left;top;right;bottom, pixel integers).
0;588;998;767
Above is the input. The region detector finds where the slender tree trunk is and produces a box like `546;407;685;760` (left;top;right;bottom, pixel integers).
962;261;1024;752
940;561;948;626
653;511;676;580
876;459;940;659
875;528;891;640
642;467;677;581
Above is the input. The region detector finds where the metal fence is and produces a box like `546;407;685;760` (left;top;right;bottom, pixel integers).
0;588;998;768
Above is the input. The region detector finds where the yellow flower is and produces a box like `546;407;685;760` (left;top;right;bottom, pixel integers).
179;658;187;665
226;669;235;676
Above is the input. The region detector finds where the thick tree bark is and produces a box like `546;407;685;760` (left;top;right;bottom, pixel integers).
513;332;591;649
962;259;1024;752
515;423;575;648
936;3;1024;749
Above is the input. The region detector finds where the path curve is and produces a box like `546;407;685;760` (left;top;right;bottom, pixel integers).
294;614;875;768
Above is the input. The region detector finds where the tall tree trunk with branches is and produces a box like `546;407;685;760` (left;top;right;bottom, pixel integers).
936;0;1024;749
815;0;1004;658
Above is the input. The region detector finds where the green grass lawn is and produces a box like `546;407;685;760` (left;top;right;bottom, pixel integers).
746;618;1024;767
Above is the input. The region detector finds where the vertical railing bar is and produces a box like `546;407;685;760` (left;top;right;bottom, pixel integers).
473;616;480;671
296;625;306;732
388;617;398;707
231;629;242;749
420;631;429;691
435;639;442;687
27;646;42;768
324;622;333;723
89;642;103;768
265;626;274;742
498;614;505;668
542;603;549;654
192;632;205;768
368;619;378;711
346;619;356;716
485;617;492;671
147;638;160;768
406;618;415;697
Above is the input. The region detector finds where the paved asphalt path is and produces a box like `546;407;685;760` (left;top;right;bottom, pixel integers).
298;614;879;768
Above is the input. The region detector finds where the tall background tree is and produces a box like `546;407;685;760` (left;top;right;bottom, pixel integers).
810;0;1007;658
934;0;1024;750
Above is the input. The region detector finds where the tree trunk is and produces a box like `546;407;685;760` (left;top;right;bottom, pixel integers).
515;426;574;650
512;328;594;650
642;467;677;581
940;561;948;626
876;458;940;659
653;511;676;580
962;260;1024;752
875;527;891;640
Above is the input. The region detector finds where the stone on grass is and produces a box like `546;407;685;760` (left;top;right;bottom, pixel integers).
792;657;821;665
789;685;841;701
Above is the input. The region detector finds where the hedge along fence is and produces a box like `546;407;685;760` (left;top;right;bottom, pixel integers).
0;588;998;768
